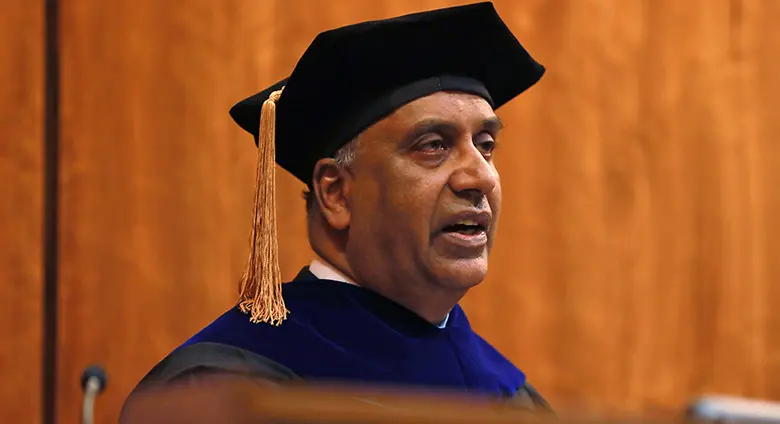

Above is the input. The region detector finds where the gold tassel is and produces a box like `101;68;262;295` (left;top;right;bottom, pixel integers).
238;88;289;325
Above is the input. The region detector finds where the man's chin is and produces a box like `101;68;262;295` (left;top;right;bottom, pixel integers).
431;257;488;289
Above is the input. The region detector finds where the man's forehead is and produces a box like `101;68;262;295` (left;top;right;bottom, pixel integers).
382;91;500;128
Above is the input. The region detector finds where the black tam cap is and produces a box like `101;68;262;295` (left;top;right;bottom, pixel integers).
230;1;545;184
231;2;545;326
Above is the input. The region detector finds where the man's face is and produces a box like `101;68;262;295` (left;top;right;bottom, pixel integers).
344;91;502;294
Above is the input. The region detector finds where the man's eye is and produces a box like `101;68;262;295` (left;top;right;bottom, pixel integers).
477;139;496;156
418;139;447;152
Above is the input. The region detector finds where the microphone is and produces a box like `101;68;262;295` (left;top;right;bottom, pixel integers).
80;365;107;424
687;395;780;423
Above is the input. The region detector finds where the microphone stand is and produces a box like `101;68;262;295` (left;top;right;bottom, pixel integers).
81;365;107;424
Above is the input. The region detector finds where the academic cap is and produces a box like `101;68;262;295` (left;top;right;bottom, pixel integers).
230;2;545;325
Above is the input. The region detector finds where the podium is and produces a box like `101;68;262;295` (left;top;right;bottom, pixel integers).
120;378;561;424
118;376;780;424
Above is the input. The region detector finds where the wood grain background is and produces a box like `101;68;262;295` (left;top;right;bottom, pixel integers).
56;2;278;423
3;0;780;423
0;1;44;423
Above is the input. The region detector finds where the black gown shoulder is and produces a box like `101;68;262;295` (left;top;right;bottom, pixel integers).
135;341;301;387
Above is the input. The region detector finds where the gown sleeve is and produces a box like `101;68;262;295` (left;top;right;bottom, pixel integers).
119;342;300;423
133;341;300;387
509;382;555;415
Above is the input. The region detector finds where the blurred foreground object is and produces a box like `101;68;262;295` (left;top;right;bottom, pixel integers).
687;395;780;424
120;377;555;424
121;376;780;424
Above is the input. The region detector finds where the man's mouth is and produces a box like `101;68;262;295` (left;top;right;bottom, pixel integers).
442;219;487;236
438;211;491;249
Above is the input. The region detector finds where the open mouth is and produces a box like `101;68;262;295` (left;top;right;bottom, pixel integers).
442;219;487;236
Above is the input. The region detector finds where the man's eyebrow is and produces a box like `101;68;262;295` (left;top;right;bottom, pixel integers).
403;118;458;142
482;116;504;133
404;116;505;141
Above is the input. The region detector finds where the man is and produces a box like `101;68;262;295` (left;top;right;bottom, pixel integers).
123;1;550;415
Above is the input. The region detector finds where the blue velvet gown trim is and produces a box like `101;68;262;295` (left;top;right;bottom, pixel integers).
180;270;526;398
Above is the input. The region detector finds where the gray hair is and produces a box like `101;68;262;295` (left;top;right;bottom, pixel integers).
303;136;359;216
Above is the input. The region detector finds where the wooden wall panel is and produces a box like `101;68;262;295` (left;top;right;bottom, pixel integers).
0;1;44;423
57;2;283;423
460;0;780;416
56;0;780;422
0;0;45;422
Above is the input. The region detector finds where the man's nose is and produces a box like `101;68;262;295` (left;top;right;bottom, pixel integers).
447;144;499;204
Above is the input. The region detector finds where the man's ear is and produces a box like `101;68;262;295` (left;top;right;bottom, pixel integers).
311;159;351;230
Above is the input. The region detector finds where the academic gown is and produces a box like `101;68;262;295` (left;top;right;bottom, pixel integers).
123;268;552;414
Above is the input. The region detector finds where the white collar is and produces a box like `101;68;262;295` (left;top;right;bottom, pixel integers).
307;256;449;329
308;256;358;286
